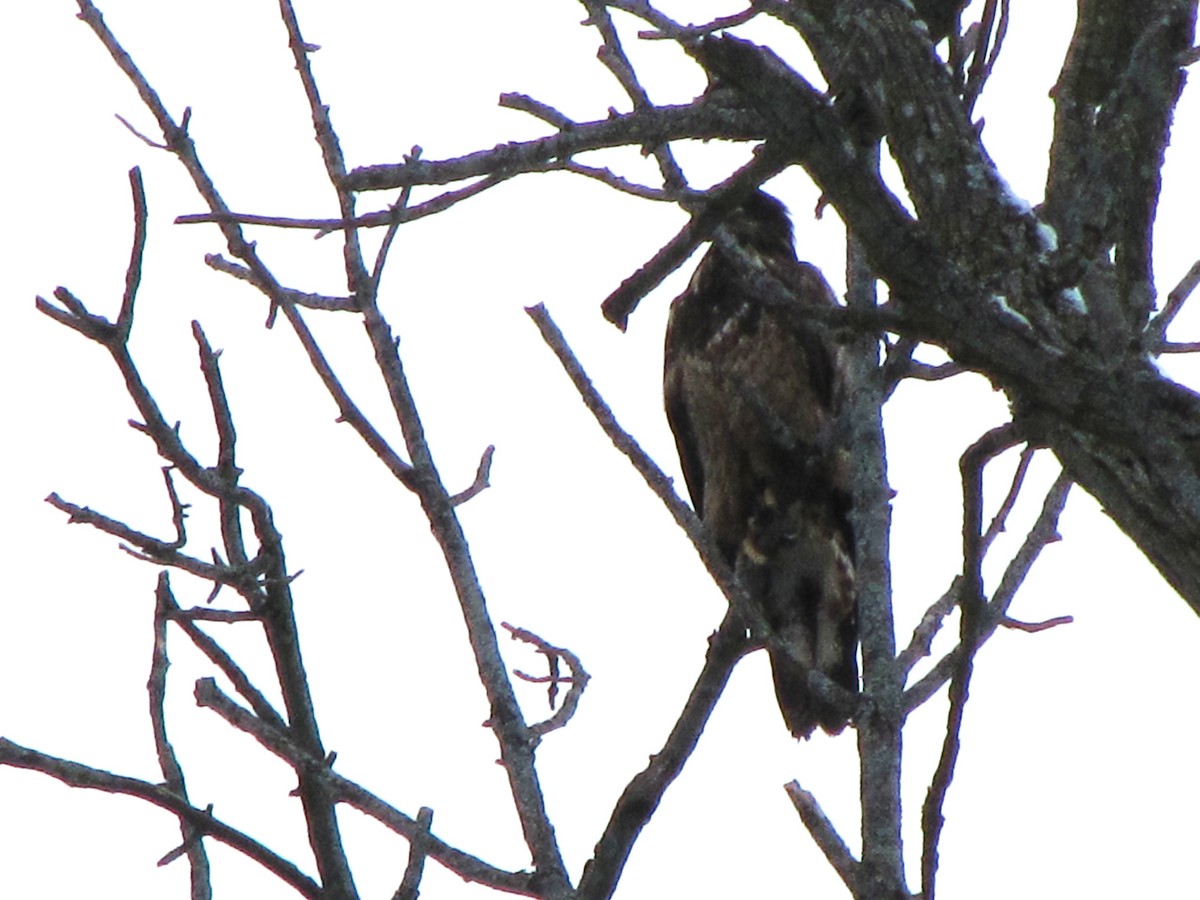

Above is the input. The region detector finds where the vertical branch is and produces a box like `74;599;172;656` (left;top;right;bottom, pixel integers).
358;311;572;894
920;424;1019;898
191;322;248;570
391;807;433;900
578;0;688;192
190;312;356;896
151;574;213;900
844;215;906;896
276;0;371;302
118;167;147;340
269;6;569;885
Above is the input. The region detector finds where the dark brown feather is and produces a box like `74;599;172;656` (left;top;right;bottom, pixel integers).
664;191;857;739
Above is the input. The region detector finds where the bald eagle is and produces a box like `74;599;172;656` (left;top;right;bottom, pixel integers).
663;191;858;738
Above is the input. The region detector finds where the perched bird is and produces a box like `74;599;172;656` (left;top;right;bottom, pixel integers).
912;0;969;43
663;191;858;739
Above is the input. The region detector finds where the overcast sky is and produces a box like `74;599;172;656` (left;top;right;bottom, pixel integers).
3;2;1199;898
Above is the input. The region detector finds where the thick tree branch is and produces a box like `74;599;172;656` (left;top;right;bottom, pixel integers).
843;228;906;900
697;15;1200;617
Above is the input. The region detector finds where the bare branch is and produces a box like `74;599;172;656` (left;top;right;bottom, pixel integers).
368;147;419;296
896;579;961;676
1157;341;1200;354
191;321;249;571
450;445;496;506
561;161;675;201
920;423;1021;898
525;304;737;603
578;0;687;191
498;92;576;129
150;575;213;899
179;175;515;239
276;0;369;307
203;254;357;310
46;492;199;565
392;807;434;900
118;167;148;339
192;680;538;895
963;0;1011;116
784;781;859;895
904;471;1072;713
0;738;320;899
1000;614;1074;633
115;112;169;148
843;222;906;899
598;147;789;329
980;444;1035;555
621;1;764;41
502;622;590;736
169;607;263;624
577;615;750;900
344;102;766;193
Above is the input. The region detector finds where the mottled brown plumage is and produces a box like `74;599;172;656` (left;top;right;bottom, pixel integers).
664;191;857;739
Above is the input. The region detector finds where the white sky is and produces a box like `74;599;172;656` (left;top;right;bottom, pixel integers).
3;2;1199;898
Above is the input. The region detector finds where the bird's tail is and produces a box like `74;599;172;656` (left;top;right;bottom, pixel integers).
768;632;856;740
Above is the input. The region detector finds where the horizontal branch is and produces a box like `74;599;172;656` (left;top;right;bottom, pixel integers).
344;103;767;192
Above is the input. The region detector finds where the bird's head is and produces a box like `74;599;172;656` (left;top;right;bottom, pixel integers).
721;190;796;260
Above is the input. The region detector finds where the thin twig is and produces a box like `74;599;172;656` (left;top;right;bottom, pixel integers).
203;254;357;310
896;579;961;676
525;304;736;602
498;92;576;129
369;147;419;296
963;0;1006;116
192;322;248;572
502;622;590;736
151;574;213;900
118;167;148;339
46;492;208;570
919;423;1021;899
903;471;1072;713
1147;258;1200;343
450;445;495;506
1000;614;1074;633
628;3;764;40
980;444;1035;555
578;0;688;191
784;781;859;894
1157;341;1200;354
115;112;168;148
